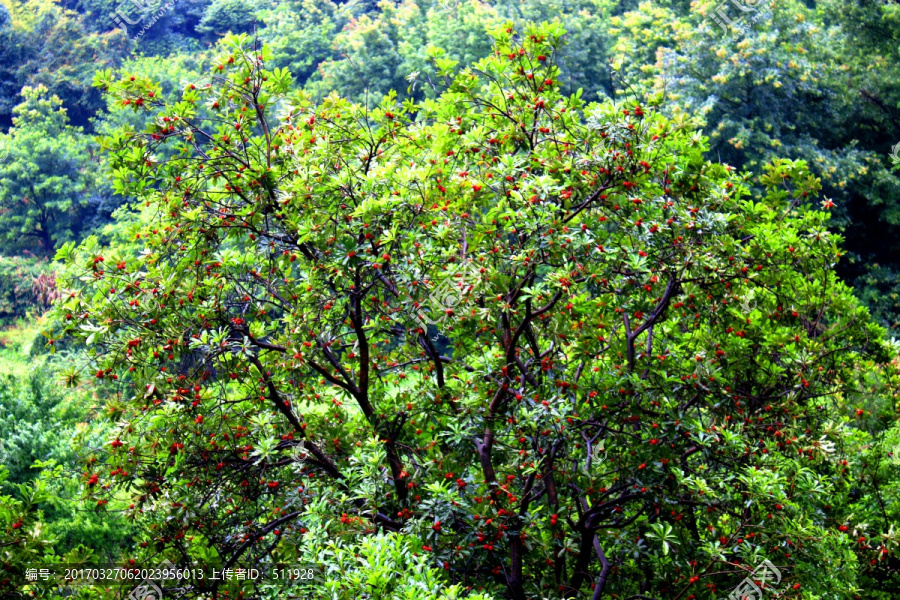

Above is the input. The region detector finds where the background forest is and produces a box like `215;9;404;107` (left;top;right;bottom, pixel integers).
0;0;899;599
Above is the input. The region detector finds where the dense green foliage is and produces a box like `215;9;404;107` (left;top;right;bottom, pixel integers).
0;1;899;599
0;326;134;597
45;25;900;599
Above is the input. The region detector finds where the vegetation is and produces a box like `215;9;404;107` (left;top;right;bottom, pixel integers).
0;1;899;599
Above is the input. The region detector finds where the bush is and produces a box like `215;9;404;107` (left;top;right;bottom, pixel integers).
0;256;57;325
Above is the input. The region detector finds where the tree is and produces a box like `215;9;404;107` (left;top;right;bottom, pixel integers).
196;0;259;36
57;26;896;599
0;86;98;255
257;0;349;84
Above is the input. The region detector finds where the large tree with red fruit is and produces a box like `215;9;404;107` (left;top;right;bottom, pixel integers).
53;24;898;600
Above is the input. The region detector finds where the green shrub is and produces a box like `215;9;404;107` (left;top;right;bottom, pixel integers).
0;256;57;325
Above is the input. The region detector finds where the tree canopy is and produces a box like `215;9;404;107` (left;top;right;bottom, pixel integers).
0;85;98;255
47;25;900;599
